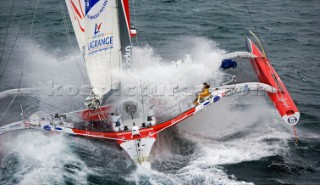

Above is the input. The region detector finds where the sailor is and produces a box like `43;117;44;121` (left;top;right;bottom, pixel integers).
194;83;211;105
131;122;140;137
86;97;101;110
136;139;146;151
90;99;101;110
147;106;156;126
52;113;61;125
110;113;122;131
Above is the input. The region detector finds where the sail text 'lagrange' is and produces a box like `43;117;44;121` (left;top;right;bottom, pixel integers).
87;36;113;52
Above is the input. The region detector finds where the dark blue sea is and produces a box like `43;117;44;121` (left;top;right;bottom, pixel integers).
0;0;319;184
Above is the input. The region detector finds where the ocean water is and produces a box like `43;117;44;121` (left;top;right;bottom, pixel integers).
0;0;319;184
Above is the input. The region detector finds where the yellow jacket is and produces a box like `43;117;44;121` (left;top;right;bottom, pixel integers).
199;88;210;99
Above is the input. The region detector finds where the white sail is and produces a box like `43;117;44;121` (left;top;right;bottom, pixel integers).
84;0;121;98
65;0;132;100
65;0;86;50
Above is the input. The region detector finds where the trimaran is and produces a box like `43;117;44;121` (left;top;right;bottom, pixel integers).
0;0;300;164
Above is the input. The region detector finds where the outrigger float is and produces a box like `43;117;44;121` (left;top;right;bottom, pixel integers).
0;0;299;164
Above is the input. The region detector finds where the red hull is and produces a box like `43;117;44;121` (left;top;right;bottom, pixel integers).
71;107;196;143
247;38;300;125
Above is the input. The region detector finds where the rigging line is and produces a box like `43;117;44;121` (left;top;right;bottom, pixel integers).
73;133;129;141
97;111;107;123
132;0;138;47
104;1;115;95
243;0;267;57
243;0;258;33
21;93;86;122
243;0;266;45
21;95;54;116
29;0;39;37
0;94;18;124
0;0;16;66
225;0;247;35
20;92;60;111
19;91;88;122
0;0;34;80
58;0;87;84
132;0;146;119
0;71;23;124
18;70;23;90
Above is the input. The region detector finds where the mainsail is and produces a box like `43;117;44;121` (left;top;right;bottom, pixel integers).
65;0;133;100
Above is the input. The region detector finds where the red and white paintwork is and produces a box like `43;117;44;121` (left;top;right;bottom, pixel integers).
69;107;197;163
75;105;111;122
247;38;300;125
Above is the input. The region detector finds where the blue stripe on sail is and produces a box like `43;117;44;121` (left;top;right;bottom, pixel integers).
85;0;100;15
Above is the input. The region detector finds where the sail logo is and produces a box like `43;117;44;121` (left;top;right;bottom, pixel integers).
243;84;249;91
288;116;297;124
87;36;114;55
94;22;102;35
84;110;107;118
9;123;21;129
86;0;108;20
171;112;189;124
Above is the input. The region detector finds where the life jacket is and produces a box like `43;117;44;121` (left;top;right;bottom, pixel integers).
199;88;210;99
